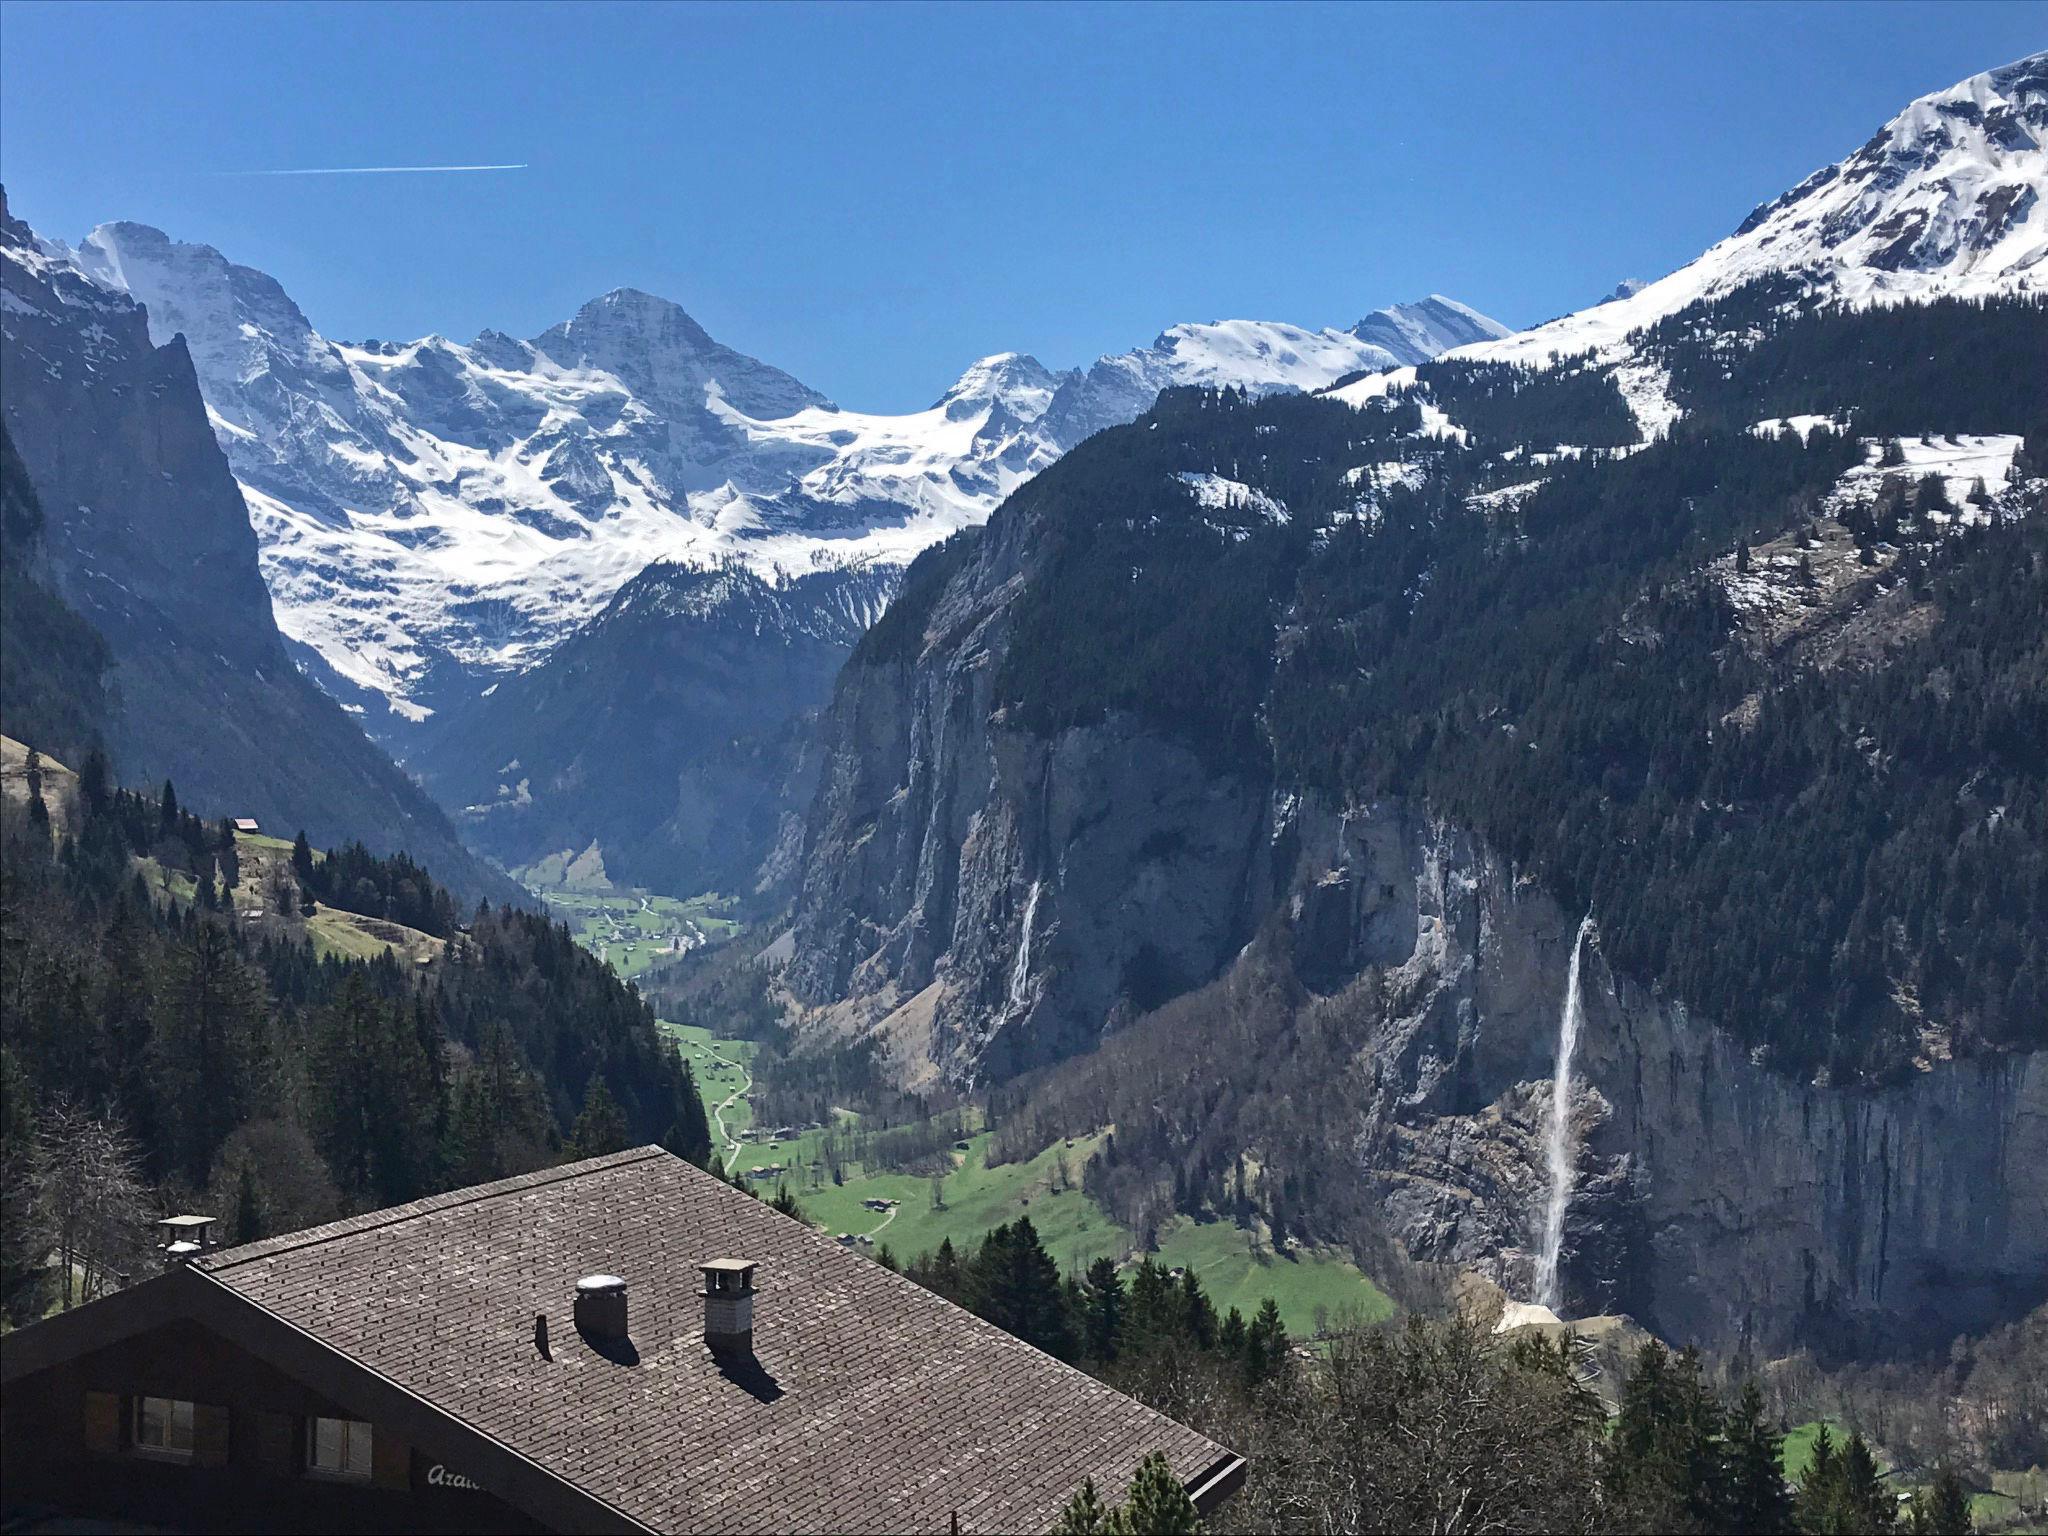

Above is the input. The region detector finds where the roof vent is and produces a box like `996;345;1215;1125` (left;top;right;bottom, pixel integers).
573;1274;628;1341
701;1259;757;1355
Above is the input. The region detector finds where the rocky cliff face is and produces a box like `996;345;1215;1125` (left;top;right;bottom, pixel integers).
786;472;2045;1356
1281;800;2048;1356
792;619;2047;1353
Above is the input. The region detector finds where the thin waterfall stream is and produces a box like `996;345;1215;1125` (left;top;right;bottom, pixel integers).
1007;879;1042;1014
1533;915;1595;1312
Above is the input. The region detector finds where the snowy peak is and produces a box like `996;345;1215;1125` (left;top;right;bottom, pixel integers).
601;559;898;644
531;287;828;420
1446;52;2047;370
1734;51;2044;285
936;351;1062;423
1346;295;1513;365
29;186;1501;727
1135;317;1400;391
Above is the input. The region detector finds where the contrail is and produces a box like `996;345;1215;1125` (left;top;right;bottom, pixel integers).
216;163;529;177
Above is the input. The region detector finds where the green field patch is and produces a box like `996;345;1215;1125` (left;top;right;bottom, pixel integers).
133;856;198;907
752;1131;1128;1276
1150;1216;1394;1334
304;904;442;966
649;1014;1394;1339
234;829;299;853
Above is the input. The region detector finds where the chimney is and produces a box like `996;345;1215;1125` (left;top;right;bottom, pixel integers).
157;1214;217;1267
573;1274;629;1341
700;1259;757;1354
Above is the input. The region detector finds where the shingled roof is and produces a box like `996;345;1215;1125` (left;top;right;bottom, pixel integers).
159;1146;1239;1533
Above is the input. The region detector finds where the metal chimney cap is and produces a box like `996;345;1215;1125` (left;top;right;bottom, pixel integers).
576;1274;627;1294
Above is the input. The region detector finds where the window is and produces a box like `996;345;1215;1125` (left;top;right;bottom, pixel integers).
131;1396;196;1460
305;1416;373;1480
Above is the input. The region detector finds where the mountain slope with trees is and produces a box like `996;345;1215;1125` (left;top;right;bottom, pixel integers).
0;758;710;1325
0;189;519;906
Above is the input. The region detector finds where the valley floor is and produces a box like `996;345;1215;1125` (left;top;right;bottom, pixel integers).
657;1016;1393;1338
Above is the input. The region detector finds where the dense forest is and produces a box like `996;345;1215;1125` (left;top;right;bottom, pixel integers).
0;760;711;1323
975;285;2048;1079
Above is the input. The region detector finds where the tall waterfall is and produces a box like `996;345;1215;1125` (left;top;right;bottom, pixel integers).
1007;879;1042;1014
1534;915;1595;1312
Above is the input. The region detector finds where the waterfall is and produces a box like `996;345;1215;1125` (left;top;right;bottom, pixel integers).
1007;879;1042;1014
1534;915;1595;1312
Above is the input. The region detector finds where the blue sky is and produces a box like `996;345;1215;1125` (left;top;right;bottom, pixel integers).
2;2;2038;410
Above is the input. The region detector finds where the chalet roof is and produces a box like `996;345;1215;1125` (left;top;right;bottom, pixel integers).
114;1147;1235;1533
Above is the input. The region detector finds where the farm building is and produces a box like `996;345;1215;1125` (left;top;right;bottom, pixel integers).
231;817;260;834
0;1147;1241;1533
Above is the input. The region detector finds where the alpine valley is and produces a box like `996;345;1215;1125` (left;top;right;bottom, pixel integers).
3;32;2047;1494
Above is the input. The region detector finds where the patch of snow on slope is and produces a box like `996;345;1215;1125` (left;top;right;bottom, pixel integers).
1833;433;2023;521
1176;471;1290;524
1752;415;1849;442
1612;360;1681;441
1417;400;1467;444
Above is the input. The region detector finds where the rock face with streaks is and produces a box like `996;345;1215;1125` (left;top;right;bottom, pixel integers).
784;469;2046;1355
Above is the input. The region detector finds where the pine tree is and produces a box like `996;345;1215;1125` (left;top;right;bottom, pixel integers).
661;1057;712;1168
570;1076;629;1158
1606;1339;1691;1530
152;920;265;1181
1839;1433;1896;1534
1082;1256;1126;1363
1051;1477;1114;1535
78;747;110;816
1725;1380;1794;1535
231;1157;266;1245
1245;1297;1288;1386
1909;1468;1971;1536
1672;1345;1735;1530
158;779;178;837
291;830;315;883
1120;1451;1200;1535
969;1218;1076;1361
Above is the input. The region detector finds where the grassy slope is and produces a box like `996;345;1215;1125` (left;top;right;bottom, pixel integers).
139;831;444;966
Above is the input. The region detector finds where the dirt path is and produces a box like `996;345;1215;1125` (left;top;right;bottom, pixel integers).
706;1046;751;1172
861;1205;899;1241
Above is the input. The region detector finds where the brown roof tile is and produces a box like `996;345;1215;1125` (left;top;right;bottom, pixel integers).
195;1147;1234;1535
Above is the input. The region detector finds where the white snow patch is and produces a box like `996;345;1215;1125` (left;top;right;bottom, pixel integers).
1176;471;1290;524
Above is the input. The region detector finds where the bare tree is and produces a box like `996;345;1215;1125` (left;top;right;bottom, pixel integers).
31;1104;151;1309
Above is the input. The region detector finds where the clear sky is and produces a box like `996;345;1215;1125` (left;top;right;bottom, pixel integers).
1;1;2038;410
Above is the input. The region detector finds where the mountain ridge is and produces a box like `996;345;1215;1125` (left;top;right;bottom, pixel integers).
56;215;1505;732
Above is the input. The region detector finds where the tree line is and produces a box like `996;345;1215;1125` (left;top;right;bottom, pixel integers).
0;766;711;1325
854;1203;1975;1534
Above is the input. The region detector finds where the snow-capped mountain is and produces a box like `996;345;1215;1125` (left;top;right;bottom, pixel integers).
0;189;520;903
57;217;1505;729
1444;50;2044;369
